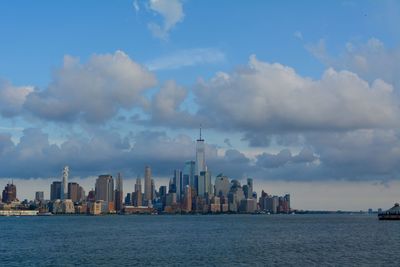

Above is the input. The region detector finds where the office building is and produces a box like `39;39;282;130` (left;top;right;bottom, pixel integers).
50;181;62;201
95;175;114;203
115;173;123;212
183;160;195;189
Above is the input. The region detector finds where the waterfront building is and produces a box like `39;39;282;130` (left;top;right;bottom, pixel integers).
95;175;114;204
247;178;254;197
125;193;132;205
2;183;17;203
214;174;230;197
50;181;62;201
88;201;102;215
35;191;44;202
62;199;75;214
195;127;206;177
144;166;152;205
61;166;69;200
115;173;123;212
228;180;245;212
210;196;221;213
239;198;257;213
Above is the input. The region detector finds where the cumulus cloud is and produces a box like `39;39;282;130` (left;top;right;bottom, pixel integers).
146;48;226;71
309;37;400;87
0;80;34;117
147;0;184;40
193;55;399;134
24;51;157;123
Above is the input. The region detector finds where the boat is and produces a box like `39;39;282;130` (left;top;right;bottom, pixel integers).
378;203;400;220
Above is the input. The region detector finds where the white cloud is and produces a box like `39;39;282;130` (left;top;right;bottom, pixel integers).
308;38;400;88
0;80;33;117
146;48;226;71
193;55;399;133
147;0;184;40
24;51;157;123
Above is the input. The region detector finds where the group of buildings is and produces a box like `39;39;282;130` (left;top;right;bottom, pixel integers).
0;129;291;215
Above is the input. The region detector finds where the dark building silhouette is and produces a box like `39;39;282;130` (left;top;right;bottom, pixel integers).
50;181;62;201
2;183;17;203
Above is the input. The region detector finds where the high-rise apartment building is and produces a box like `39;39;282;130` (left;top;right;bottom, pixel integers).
144;166;152;204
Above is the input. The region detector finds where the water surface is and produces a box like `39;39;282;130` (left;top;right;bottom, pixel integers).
0;214;398;266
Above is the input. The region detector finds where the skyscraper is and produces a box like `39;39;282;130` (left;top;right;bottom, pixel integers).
68;182;80;202
133;176;143;207
247;178;253;198
50;181;62;201
61;166;69;200
144;166;152;204
198;169;212;197
183;160;195;189
174;169;182;202
115;173;123;212
95;175;114;203
2;183;17;203
195;127;206;177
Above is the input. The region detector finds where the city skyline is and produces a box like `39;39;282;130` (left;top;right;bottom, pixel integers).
0;1;400;210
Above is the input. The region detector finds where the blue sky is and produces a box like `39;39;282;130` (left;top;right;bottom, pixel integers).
1;0;400;209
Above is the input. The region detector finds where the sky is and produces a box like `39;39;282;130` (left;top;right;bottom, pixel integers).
0;0;400;210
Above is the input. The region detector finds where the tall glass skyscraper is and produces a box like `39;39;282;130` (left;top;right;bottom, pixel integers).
195;127;205;177
184;160;195;188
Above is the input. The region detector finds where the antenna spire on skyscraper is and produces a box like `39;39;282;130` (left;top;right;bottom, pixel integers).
198;124;204;141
